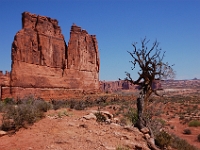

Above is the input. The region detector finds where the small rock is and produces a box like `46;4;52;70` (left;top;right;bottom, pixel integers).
144;133;150;139
110;123;120;128
106;118;111;123
124;126;135;132
79;124;88;128
140;127;149;134
83;113;97;120
149;137;155;145
67;122;76;126
124;140;135;148
101;111;113;119
105;146;116;150
0;130;7;137
113;117;119;123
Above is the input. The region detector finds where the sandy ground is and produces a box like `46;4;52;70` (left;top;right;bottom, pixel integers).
0;108;150;150
0;101;199;150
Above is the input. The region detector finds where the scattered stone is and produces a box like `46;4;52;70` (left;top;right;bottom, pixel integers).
79;124;88;128
110;123;120;128
106;118;111;124
149;138;155;145
0;130;7;137
113;117;119;123
140;127;149;134
105;146;116;150
144;133;151;139
67;122;77;127
100;111;113;119
83;113;97;120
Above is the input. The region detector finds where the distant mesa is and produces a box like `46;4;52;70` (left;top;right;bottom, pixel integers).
0;12;100;100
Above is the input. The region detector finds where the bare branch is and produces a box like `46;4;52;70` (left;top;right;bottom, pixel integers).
125;37;175;108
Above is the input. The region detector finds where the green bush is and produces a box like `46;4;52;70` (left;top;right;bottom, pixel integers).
0;99;49;131
3;98;16;105
116;146;129;150
0;101;4;112
94;111;106;123
170;134;199;150
125;107;138;125
155;131;171;149
0;98;15;112
188;120;200;127
51;100;68;110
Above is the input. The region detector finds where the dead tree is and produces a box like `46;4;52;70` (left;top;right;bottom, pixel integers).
125;38;175;129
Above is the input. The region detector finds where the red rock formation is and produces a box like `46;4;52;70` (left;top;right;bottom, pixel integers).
0;71;10;100
1;12;100;100
100;80;162;93
100;80;138;93
68;24;100;72
11;12;66;88
0;71;10;86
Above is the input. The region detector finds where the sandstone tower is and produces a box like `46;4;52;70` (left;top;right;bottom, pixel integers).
0;12;100;100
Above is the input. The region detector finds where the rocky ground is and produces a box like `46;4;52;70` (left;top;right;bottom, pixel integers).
0;94;200;150
0;107;150;150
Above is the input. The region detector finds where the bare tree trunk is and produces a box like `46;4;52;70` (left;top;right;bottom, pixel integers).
136;95;145;129
135;93;160;150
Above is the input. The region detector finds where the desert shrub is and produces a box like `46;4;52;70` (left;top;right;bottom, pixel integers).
198;134;200;142
149;118;166;136
188;120;200;127
1;99;48;131
155;131;171;149
95;96;108;105
57;110;69;118
183;129;191;135
33;99;52;112
116;146;129;150
0;98;15;112
125;107;138;125
69;100;87;110
170;134;199;150
17;99;52;112
0;101;4;112
94;111;106;122
51;100;68;110
1;104;42;131
3;98;15;105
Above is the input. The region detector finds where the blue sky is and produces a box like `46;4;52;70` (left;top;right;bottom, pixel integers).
0;0;200;81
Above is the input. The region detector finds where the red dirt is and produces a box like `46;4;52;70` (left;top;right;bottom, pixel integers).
0;95;200;150
0;108;150;150
167;117;200;149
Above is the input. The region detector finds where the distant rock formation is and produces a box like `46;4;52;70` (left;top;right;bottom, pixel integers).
100;80;162;93
100;80;138;93
0;12;100;100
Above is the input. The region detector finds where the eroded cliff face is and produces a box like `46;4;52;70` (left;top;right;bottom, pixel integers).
0;71;10;86
1;12;100;100
12;12;65;68
67;24;100;72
